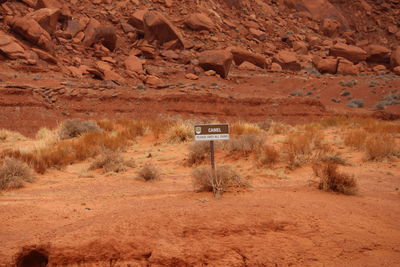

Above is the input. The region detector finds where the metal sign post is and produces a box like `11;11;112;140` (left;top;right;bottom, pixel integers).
194;124;230;197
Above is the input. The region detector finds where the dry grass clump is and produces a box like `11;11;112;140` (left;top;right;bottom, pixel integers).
138;163;160;181
192;165;249;197
313;163;357;195
226;134;264;156
257;145;279;167
59;119;101;140
89;150;133;173
343;129;367;150
0;129;26;142
0;158;34;190
284;129;329;169
165;121;193;143
187;141;210;166
268;122;292;135
231;122;263;136
365;134;399;161
321;153;348;165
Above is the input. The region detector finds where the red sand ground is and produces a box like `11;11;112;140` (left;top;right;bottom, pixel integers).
0;132;399;266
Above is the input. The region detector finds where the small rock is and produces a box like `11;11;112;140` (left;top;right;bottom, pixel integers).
185;73;199;80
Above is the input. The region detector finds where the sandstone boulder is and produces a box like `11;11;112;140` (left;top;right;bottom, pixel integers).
26;8;60;34
185;13;214;31
270;62;282;72
329;43;367;64
393;66;400;76
273;50;301;71
238;61;259;70
0;32;26;59
322;18;340;37
230;47;267;69
283;0;348;27
313;57;338;74
31;47;57;64
143;11;185;49
125;55;144;73
366;45;391;63
199;50;233;78
83;18;117;51
390;46;400;69
10;17;54;51
36;0;71;19
128;9;147;32
337;58;359;75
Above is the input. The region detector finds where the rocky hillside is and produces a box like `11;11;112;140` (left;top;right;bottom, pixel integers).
0;0;400;85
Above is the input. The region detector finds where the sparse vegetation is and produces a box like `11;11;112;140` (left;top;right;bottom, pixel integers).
226;134;264;157
187;141;210;166
347;99;364;108
257;145;279;167
59;119;101;140
138;163;160;181
313;163;357;195
0;129;26;142
343;129;367;150
192;165;249;197
0;158;34;190
165;121;193;143
89;150;133;173
365;134;399;161
230;122;263;136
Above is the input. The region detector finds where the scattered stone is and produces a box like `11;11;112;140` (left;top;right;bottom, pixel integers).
337;58;359;75
10;16;54;51
365;44;391;63
313;57;338;74
199;50;233;78
128;9;147;32
372;65;387;74
31;47;57;64
230;47;267;69
204;70;216;76
393;66;400;76
273;50;301;71
322;18;341;37
329;43;367;64
390;46;400;69
185;13;214;31
145;75;162;86
185;73;199;80
238;61;260;70
0;31;27;59
125;55;144;73
270;62;282;72
143;11;185;49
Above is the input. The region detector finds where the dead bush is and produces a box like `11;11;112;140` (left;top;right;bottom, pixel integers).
89;150;131;173
284;129;325;169
365;134;399;161
321;153;348;165
231;122;263;136
0;129;26;142
268;122;292;135
0;158;34;190
313;163;357;195
187;141;210;166
257;145;279;167
166;122;193;143
343;129;367;150
138;163;160;181
59;119;101;140
192;165;249;197
226;134;264;156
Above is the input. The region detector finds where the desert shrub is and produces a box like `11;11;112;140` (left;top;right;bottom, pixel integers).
321;153;348;165
231;122;263;136
192;165;249;197
284;129;324;168
59;119;101;140
116;119;146;139
165;122;193;143
0;158;34;190
365;134;399;161
0;129;26;142
138;163;160;181
146;119;174;139
343;129;367;150
187;141;210;166
257;120;273;131
347;99;364;108
89;150;130;173
96;119;118;132
257;145;279;167
313;163;357;195
226;134;264;156
268;122;292;135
